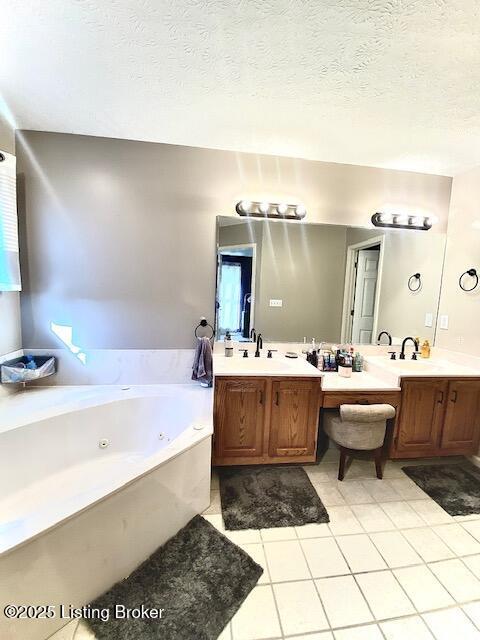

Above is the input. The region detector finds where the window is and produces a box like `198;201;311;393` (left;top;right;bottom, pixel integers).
0;151;21;291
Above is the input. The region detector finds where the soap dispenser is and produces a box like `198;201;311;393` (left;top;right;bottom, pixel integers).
420;339;431;359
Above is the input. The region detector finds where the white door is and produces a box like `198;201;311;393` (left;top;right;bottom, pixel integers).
351;249;379;344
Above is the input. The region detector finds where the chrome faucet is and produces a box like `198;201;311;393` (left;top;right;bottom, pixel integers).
255;333;263;358
400;336;419;360
377;331;392;346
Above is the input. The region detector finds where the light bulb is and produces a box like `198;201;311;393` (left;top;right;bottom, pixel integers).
239;200;252;214
295;204;306;219
379;212;392;224
258;201;270;215
413;216;423;227
397;214;409;225
277;203;288;215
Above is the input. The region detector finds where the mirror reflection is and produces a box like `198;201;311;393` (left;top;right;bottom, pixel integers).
216;216;446;345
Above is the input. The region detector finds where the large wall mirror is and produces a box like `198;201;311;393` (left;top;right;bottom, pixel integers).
215;216;446;345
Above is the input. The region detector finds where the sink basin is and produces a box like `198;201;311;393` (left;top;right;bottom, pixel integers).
388;359;444;372
213;354;322;377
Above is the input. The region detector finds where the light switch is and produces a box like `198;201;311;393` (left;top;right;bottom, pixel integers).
425;312;433;328
439;314;449;330
269;299;283;307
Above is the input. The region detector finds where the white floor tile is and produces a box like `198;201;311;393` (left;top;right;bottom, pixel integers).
301;537;350;578
423;608;480;640
315;483;347;506
409;500;453;525
203;513;224;531
382;463;408;479
211;471;219;491
432;523;480;556
231;585;282;640
428;558;480;602
370;531;422;568
74;621;95;640
402;527;455;562
463;602;480;629
355;570;415;619
393;565;454;611
218;623;232;640
379;501;426;529
273;580;329;636
50;622;79;640
336;481;375;504
361;479;402;502
386;478;427;500
462;519;480;543
316;575;373;628
304;465;334;484
381;615;434;640
224;528;262;544
260;526;297;541
462;554;480;579
203;489;222;514
295;523;332;539
333;624;383;639
327;506;364;536
263;539;311;582
287;634;333;640
336;534;387;573
350;504;395;532
240;543;270;584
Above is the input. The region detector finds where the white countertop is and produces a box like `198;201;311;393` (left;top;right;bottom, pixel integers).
213;353;322;377
321;371;400;392
213;349;480;390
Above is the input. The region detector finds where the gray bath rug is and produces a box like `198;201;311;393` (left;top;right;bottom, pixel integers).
402;463;480;517
86;515;262;640
219;465;329;530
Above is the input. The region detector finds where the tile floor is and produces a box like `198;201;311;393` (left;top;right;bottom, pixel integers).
50;452;480;640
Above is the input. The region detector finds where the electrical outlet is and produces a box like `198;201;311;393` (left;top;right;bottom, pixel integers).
269;299;283;307
439;315;449;330
424;312;433;328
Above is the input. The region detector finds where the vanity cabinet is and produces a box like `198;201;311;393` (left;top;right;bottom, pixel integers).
392;378;480;458
213;376;322;465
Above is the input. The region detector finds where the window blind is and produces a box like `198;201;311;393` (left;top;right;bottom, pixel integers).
0;150;21;291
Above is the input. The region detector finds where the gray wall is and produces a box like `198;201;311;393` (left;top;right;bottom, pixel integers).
0;116;22;357
17;130;453;350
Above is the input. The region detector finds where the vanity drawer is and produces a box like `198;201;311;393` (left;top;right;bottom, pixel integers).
322;391;401;408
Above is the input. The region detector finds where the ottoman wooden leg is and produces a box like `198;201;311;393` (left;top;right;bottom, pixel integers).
338;448;347;481
374;447;383;479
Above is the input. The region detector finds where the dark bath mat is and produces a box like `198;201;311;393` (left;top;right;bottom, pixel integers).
402;462;480;517
87;515;262;640
219;465;329;530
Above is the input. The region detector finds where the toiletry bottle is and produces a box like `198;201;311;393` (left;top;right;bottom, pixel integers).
224;332;234;358
421;339;431;359
353;352;363;372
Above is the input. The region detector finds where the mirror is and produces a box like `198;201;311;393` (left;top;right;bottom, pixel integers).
215;216;446;345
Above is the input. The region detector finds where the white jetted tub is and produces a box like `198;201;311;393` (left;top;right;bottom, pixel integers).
0;384;213;640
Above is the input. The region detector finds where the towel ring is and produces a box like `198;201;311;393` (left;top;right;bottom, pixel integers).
195;317;214;339
408;273;422;292
459;268;479;292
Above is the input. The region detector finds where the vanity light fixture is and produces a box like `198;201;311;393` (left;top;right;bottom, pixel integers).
371;212;435;231
235;200;307;220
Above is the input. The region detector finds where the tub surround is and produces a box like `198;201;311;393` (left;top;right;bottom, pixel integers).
0;383;212;640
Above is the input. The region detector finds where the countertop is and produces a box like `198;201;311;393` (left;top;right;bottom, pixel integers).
320;371;401;392
213;353;322;377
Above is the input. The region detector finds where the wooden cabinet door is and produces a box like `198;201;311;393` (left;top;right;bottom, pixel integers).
440;380;480;453
396;379;448;455
214;377;266;459
269;378;321;458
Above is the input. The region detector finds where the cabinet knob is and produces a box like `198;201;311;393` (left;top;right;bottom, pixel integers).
451;390;458;403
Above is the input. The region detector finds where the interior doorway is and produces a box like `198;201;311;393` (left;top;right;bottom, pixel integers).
216;243;256;339
341;236;385;344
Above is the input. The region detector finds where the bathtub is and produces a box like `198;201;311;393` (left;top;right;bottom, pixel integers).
0;384;213;640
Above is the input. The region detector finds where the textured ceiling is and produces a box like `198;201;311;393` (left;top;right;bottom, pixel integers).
1;0;480;176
